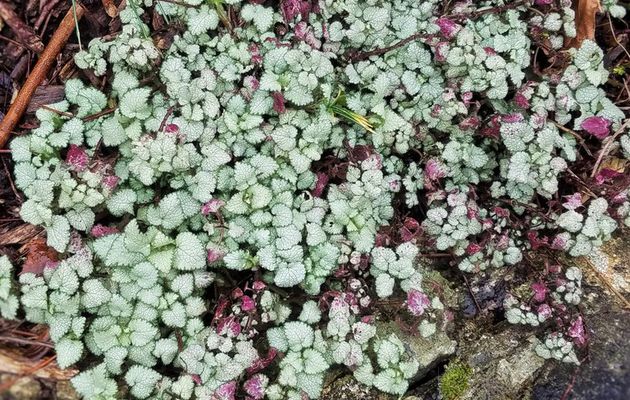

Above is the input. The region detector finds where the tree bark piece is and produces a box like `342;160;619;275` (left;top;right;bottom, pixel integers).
0;224;42;245
0;1;45;53
26;85;66;113
568;0;602;48
0;4;85;149
0;349;77;381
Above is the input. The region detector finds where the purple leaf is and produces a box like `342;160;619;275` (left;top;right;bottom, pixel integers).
531;282;549;302
201;199;225;215
90;224;119;238
595;168;623;184
562;193;583;210
568;316;587;346
537;304;552;319
436;17;460;39
207;248;225;264
65;145;89;171
244;374;267;400
272;91;286;114
240;295;256;312
581;116;611;139
213;381;237;400
406;289;431;316
424;158;446;181
311;172;328;198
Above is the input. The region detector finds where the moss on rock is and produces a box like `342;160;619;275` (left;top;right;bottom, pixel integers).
439;360;473;400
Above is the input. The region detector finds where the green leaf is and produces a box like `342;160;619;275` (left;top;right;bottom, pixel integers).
66;206;95;231
71;364;118;399
129;319;158;347
119;88;152;120
174;232;205;271
101;117;127;146
56;337;84;368
47;215;71;252
107;189;137;217
125;365;161;399
20;199;52;226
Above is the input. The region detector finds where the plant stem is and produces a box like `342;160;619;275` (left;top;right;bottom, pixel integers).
71;0;83;51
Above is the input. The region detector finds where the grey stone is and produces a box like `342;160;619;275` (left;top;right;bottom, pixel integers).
458;328;545;400
530;292;630;400
378;321;458;381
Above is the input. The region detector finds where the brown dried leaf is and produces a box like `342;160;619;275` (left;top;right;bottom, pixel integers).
20;237;59;275
102;0;119;18
599;157;627;174
568;0;602;48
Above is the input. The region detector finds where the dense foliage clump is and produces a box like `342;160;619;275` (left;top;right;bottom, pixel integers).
3;0;629;398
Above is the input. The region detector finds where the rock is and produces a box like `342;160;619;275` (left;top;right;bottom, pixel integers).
0;376;42;400
457;328;545;400
530;290;630;400
321;374;396;400
580;237;630;296
378;321;457;381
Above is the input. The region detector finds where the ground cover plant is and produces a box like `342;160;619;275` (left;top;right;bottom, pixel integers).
1;0;629;399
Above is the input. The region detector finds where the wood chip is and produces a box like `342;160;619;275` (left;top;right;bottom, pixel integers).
0;224;42;245
26;85;66;113
0;1;45;53
0;4;85;148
